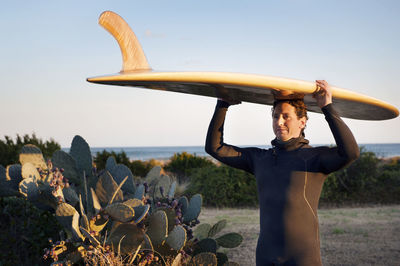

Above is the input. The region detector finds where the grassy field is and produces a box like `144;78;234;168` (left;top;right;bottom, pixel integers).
198;205;400;266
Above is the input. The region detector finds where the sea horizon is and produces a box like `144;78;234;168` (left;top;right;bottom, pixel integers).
63;143;400;161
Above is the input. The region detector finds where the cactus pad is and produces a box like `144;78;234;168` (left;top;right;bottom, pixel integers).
133;184;145;200
168;181;177;199
21;162;40;181
142;233;154;252
52;150;81;185
106;223;144;254
133;204;150;224
105;202;135;223
189;252;218;266
6;164;22;189
215;233;243;248
194;223;212;241
55;202;83;240
153;174;171;199
145;165;163;183
89;215;109;233
95;171;123;206
178;196;189;215
19;177;39;200
19;144;47;170
146;210;168;246
208;219;227;238
109;164;136;194
166;225;187;251
216;252;228;266
62;186;79;207
69;135;93;178
183;194;202;223
90;188;102;214
105;156;117;172
193;238;218;256
80;227;101;247
124;198;143;208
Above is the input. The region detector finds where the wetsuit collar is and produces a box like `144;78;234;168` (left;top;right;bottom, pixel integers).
271;135;309;151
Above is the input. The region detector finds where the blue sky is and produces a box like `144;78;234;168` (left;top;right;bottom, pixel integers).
1;0;399;147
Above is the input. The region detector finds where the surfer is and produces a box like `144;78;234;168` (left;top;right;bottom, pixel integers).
205;80;359;265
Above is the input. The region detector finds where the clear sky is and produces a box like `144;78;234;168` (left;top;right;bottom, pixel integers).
1;0;399;148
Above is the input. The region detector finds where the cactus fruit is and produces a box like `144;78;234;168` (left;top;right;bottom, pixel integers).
208;219;227;238
19;144;47;170
146;210;168;246
6;164;22;189
19;177;40;200
166;225;187;251
52;150;81;185
133;204;150;224
189;252;218;266
193;238;218;256
215;233;243;248
105;202;135;223
194;223;212;241
106;223;144;254
69;135;93;178
109;164;136;194
95;171;123;206
21;162;40;181
55;202;83;241
183;194;202;223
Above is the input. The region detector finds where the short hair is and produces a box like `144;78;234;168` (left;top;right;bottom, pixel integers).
272;99;309;136
272;99;309;120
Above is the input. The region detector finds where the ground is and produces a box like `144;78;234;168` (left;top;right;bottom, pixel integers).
198;205;400;266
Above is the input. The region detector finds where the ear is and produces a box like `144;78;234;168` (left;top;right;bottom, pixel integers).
299;117;307;129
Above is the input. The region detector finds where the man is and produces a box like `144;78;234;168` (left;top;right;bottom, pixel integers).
205;80;359;265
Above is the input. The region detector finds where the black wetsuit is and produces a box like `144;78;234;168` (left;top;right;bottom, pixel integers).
205;100;359;266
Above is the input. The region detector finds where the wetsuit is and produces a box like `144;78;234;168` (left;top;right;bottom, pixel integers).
205;100;359;266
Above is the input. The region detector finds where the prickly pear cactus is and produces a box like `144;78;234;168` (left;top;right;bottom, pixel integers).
183;194;202;223
146;210;168;246
95;171;123;206
165;225;186;251
52;150;81;185
106;223;144;254
216;233;243;248
19;144;47;170
69;135;92;179
189;252;218;266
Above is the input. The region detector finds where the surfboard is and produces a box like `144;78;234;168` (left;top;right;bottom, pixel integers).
87;11;399;121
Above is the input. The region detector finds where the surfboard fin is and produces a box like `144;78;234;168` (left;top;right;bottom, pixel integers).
99;11;151;72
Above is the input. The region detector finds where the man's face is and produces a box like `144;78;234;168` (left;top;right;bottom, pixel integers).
272;102;306;141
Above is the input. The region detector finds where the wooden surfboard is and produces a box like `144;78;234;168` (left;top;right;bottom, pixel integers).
87;11;399;121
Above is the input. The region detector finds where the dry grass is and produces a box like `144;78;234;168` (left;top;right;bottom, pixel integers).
198;205;400;266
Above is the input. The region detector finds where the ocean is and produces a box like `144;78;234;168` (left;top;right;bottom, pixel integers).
87;143;400;161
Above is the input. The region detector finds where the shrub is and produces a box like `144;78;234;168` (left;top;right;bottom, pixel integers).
0;197;62;265
0;133;60;166
93;150;158;177
186;164;258;207
164;152;214;183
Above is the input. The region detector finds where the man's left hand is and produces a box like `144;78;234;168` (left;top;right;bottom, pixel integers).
313;80;333;108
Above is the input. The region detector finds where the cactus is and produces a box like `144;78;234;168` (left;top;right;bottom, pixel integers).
193;238;218;256
133;204;150;224
89;214;109;233
165;225;186;251
80;227;101;247
183;194;202;223
168;181;177;199
63;186;79;207
21;162;41;181
124;198;143;208
106;223;144;254
6;164;22;189
133;183;145;199
69;135;93;179
194;223;212;241
105;156;117;172
189;252;218;266
19;144;47;170
146;210;168;246
215;233;243;248
142;233;154;252
153;174;171;199
208;219;227;238
55;202;83;241
109;164;136;194
105;202;135;223
52;150;81;185
19;177;40;201
90;187;102;213
217;252;228;266
95;171;123;206
178;196;189;214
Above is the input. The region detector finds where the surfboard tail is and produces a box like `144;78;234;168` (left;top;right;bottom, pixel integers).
99;11;151;72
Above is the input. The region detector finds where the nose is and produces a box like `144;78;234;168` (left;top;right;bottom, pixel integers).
277;115;285;126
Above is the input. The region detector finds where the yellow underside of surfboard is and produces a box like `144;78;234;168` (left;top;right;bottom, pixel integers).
87;11;399;121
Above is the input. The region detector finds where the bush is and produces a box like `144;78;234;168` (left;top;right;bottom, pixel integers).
164;152;214;183
320;147;400;204
0;197;62;265
186;164;258;207
0;133;61;166
93;150;159;177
